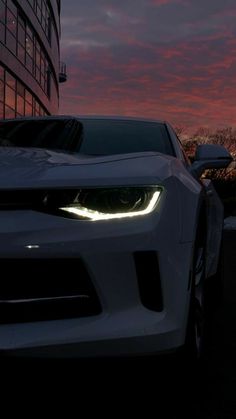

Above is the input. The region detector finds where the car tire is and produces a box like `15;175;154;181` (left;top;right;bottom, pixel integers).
183;231;207;363
205;240;223;312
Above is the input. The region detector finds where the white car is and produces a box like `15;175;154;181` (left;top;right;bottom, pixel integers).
0;116;232;359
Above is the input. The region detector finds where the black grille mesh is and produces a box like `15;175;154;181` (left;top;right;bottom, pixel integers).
0;258;101;323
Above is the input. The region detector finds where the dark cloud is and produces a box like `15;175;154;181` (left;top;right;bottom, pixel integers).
59;0;236;130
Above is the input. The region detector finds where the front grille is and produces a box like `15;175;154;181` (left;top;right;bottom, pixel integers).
0;190;42;209
0;259;102;323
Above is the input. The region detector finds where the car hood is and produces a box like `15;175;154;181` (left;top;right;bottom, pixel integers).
0;147;177;189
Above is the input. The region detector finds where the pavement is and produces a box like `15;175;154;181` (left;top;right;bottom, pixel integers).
184;222;236;418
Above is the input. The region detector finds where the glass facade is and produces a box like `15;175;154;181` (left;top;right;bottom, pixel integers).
0;0;61;119
27;0;52;42
0;0;55;95
0;64;47;118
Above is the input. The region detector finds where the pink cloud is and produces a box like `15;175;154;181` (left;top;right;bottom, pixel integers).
60;2;236;132
151;0;186;5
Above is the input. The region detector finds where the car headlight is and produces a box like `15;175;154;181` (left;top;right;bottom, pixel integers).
42;186;162;221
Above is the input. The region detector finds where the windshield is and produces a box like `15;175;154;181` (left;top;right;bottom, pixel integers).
0;119;82;151
0;118;175;156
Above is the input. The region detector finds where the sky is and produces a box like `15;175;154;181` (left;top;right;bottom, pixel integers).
59;0;236;133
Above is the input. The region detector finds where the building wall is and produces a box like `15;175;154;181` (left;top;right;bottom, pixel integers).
0;0;61;118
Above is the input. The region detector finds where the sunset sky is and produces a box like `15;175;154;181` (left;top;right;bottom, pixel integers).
59;0;236;132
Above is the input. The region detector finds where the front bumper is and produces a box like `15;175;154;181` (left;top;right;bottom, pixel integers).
0;195;193;358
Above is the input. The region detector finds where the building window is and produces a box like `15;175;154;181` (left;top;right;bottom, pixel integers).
6;8;17;36
0;64;48;119
27;0;52;42
0;0;56;98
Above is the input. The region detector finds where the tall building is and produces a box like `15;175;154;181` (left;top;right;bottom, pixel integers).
0;0;66;119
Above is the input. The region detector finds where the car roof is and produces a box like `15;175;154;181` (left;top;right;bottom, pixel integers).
0;115;167;125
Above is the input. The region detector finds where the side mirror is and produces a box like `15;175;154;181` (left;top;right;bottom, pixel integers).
190;144;233;178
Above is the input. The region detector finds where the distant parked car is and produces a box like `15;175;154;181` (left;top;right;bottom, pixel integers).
0;116;232;359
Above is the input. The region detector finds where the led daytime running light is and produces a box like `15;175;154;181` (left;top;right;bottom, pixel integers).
60;190;161;221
